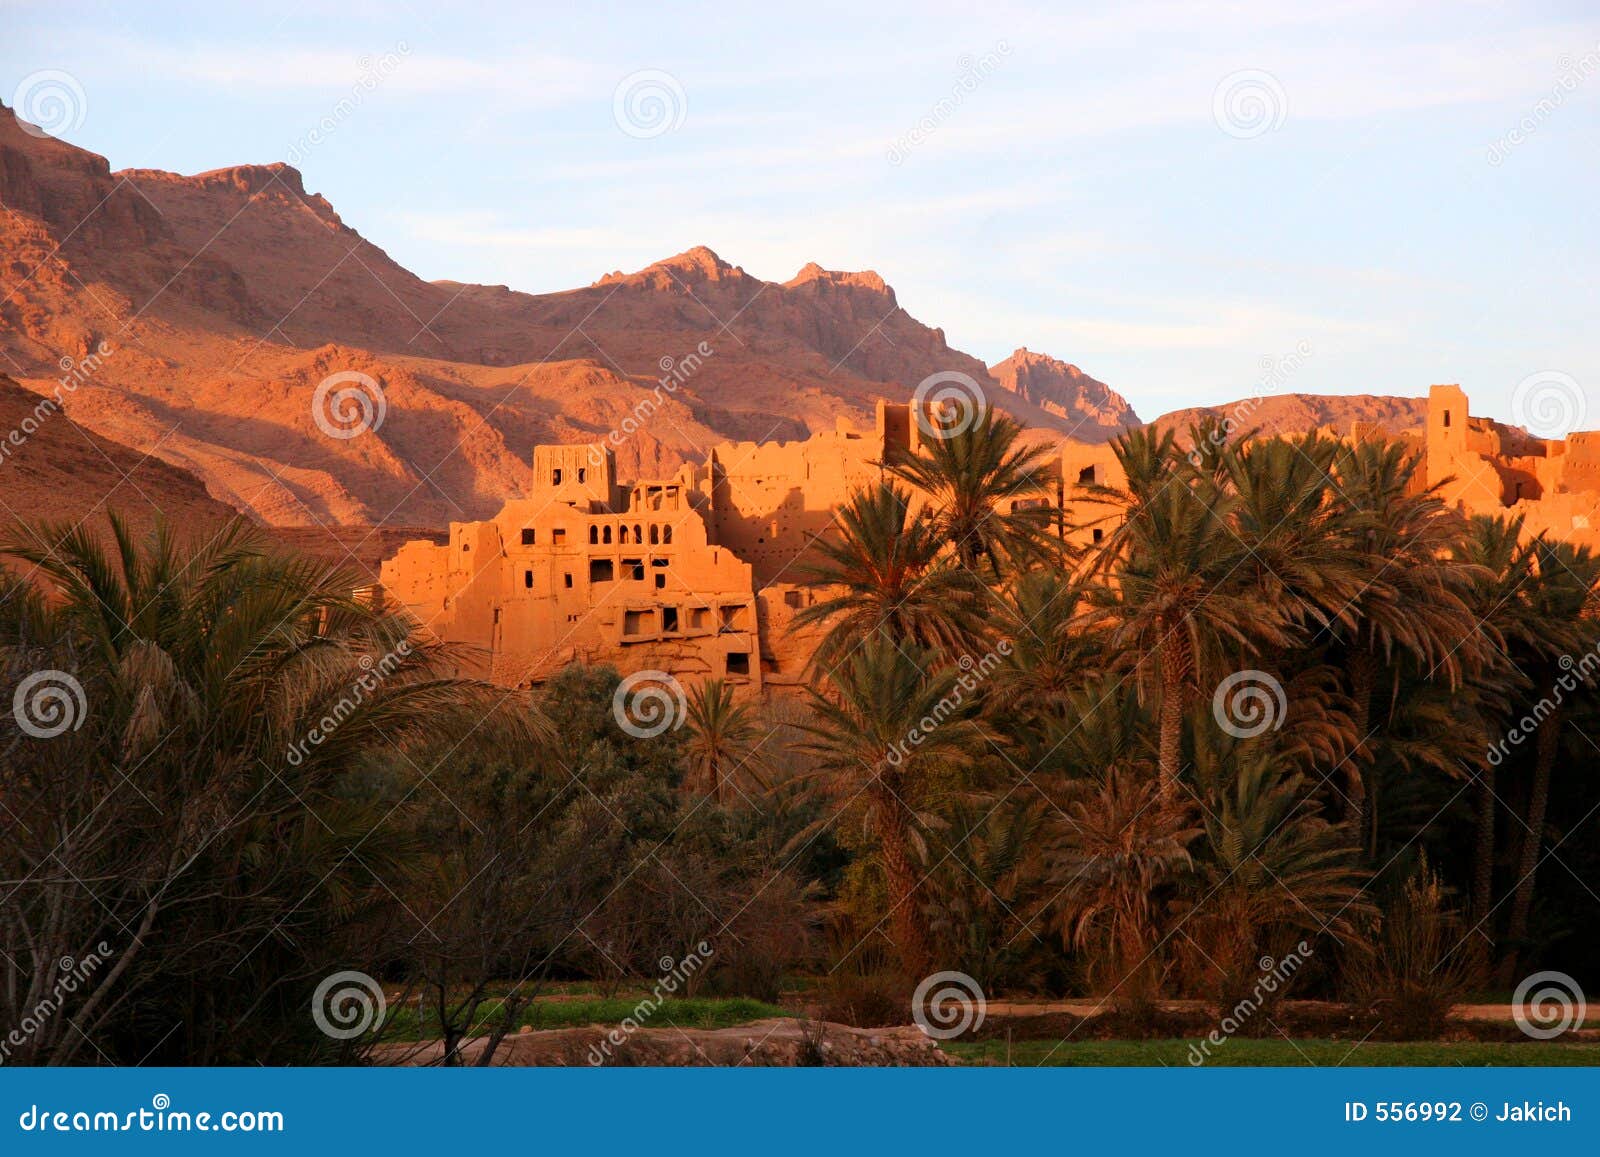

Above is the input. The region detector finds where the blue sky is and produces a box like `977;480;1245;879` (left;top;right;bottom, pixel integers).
3;1;1597;424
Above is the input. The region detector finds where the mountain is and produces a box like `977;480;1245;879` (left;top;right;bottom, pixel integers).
0;103;1130;530
1149;394;1430;440
0;373;434;576
989;347;1139;441
0;372;239;539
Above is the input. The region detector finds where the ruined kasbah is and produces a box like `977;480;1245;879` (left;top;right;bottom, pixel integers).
377;384;1600;696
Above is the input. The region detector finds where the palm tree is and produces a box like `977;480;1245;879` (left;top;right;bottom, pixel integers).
1455;515;1535;922
1181;738;1371;1009
1502;536;1600;965
1037;767;1199;1010
795;482;986;675
1224;432;1369;635
1183;412;1252;486
0;516;506;775
795;636;990;975
924;793;1046;988
0;515;538;1064
884;406;1061;576
1080;428;1295;797
683;677;769;805
1329;437;1487;850
987;569;1106;728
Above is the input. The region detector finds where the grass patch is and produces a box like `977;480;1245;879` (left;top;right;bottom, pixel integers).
384;996;789;1041
946;1038;1600;1067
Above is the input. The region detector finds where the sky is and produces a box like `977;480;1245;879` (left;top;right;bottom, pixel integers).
3;0;1597;425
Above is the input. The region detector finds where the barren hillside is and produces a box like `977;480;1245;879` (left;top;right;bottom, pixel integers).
0;102;1138;529
0;103;1471;540
1150;393;1430;440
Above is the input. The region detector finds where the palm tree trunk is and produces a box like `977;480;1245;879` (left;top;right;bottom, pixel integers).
871;787;930;977
1472;759;1496;924
1506;702;1560;958
1156;620;1192;799
1346;648;1377;847
957;527;982;573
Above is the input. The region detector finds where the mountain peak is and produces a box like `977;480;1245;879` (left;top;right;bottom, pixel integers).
785;262;892;298
656;245;734;275
195;161;308;197
990;347;1140;439
117;159;346;234
596;245;745;287
1002;346;1078;372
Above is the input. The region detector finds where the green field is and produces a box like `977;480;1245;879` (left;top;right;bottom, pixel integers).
946;1038;1600;1067
380;992;1600;1066
383;995;790;1041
